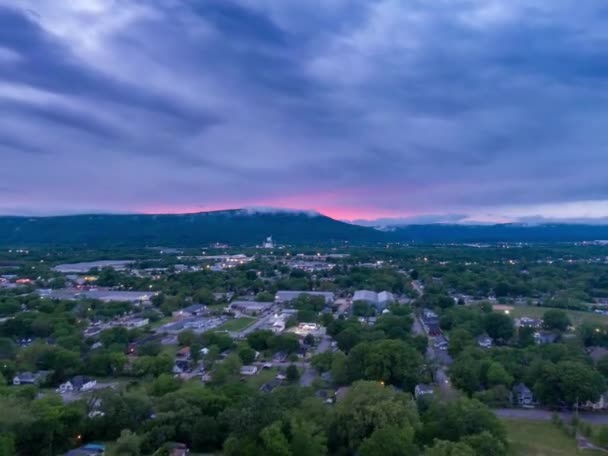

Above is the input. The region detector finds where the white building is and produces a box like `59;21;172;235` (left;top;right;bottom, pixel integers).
275;291;335;304
353;290;395;310
240;365;259;376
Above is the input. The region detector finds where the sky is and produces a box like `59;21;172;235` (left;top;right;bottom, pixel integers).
1;0;608;223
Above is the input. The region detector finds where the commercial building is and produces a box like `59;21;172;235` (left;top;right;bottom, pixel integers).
352;290;395;310
275;291;335;304
229;300;273;315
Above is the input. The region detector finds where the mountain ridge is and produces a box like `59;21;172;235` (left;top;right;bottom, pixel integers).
2;210;608;246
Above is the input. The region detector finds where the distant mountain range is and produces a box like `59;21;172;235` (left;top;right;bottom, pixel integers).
0;209;380;247
2;209;608;246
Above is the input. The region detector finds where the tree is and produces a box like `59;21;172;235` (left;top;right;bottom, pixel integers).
485;362;513;388
286;365;300;383
286;416;327;456
425;440;475;456
336;327;362;353
448;329;474;357
138;341;161;357
238;346;256;365
178;330;196;347
518;326;536;348
111;429;141;456
542;309;571;332
260;421;291;456
597;356;608;379
331;381;419;452
212;353;242;385
352;301;374;317
0;433;15;456
463;431;507;456
331;352;348;385
420;398;506;446
483;313;514;343
256;291;275;302
346;340;423;391
190;342;203;363
304;334;315;346
535;361;605;407
311;352;333;373
150;373;181;396
449;355;482;395
359;426;417;456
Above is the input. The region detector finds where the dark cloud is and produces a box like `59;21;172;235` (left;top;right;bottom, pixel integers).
1;0;608;220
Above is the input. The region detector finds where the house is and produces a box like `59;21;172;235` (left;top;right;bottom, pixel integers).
534;331;558;345
12;371;47;386
213;292;235;302
173;304;207;318
167;442;188;456
585;392;608;411
71;376;97;391
512;383;535;407
415;384;434;399
176;346;191;359
240;365;258;376
293;322;320;336
13;372;36;385
477;335;493;349
335;386;351;402
66;443;106;456
174;359;190;374
276;372;287;381
58;381;75;394
260;379;282;393
273;351;288;363
517;317;543;329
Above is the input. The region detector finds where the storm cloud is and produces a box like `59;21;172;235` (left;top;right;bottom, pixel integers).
1;0;608;221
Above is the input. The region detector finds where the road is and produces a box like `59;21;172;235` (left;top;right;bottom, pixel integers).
299;335;333;387
494;408;608;424
413;314;454;396
411;280;424;297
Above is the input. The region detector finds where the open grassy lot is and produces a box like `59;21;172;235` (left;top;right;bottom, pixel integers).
245;367;280;389
216;317;256;332
494;305;608;327
502;419;604;456
147;316;174;330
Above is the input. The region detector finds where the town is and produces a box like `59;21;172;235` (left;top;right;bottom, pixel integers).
2;241;608;455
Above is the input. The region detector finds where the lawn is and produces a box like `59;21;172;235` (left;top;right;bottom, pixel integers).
494;305;608;327
246;367;280;389
147;316;173;330
502;419;604;456
216;317;256;332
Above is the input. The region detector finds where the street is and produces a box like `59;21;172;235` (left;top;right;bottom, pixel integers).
494;408;608;424
300;335;333;386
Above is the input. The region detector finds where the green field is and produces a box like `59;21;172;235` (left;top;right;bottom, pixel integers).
246;367;280;388
502;419;603;456
216;317;256;332
495;305;608;327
